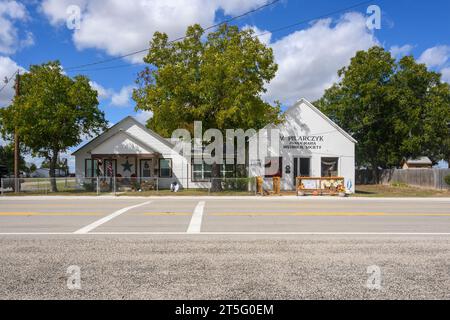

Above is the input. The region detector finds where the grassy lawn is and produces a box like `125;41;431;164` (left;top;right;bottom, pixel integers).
1;190;99;196
354;184;450;197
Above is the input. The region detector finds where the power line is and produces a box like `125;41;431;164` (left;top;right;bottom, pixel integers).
64;0;281;71
65;62;142;74
256;0;373;37
0;69;19;95
66;0;375;74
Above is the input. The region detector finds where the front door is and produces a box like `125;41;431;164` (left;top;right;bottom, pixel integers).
140;159;153;178
293;157;311;186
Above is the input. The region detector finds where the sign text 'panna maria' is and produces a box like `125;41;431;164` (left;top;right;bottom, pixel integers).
281;135;324;150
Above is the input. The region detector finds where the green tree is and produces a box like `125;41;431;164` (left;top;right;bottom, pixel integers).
0;144;26;174
316;46;450;181
0;61;107;191
134;24;281;189
29;163;37;173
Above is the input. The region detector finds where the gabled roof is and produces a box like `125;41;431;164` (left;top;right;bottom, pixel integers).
72;116;173;155
286;98;357;144
90;129;158;154
403;156;432;165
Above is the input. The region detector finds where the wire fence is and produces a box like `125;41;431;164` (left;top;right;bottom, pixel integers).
0;177;258;196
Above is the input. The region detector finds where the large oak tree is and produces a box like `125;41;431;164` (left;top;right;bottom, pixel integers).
316;46;450;180
0;61;107;191
134;24;282;188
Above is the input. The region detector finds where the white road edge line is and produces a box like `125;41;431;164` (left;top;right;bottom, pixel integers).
73;201;152;234
186;201;205;234
0;232;450;236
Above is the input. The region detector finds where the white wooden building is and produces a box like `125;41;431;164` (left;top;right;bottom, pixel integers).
73;98;356;192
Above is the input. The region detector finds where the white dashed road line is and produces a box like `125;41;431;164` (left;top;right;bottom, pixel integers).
73;201;153;234
186;201;206;234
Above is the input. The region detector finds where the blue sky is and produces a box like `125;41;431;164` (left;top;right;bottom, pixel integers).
0;0;449;168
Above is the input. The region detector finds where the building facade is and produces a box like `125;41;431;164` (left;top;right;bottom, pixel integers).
73;98;356;192
248;99;356;192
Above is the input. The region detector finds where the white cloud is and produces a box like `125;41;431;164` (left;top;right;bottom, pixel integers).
418;45;450;68
89;80;112;101
390;44;413;59
0;0;32;54
0;56;25;107
40;0;273;63
441;67;450;84
264;12;378;105
135;110;153;124
243;25;271;45
110;85;135;107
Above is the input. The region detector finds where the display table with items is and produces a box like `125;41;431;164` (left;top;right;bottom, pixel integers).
296;177;346;196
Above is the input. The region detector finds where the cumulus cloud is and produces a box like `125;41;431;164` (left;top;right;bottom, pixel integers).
0;0;32;54
89;80;112;101
0;56;25;107
243;24;271;45
135;110;154;124
390;44;413;59
440;67;450;84
40;0;273;63
110;85;135;107
418;45;450;68
263;12;378;105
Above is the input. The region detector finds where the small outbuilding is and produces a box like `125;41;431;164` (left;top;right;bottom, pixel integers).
401;157;433;169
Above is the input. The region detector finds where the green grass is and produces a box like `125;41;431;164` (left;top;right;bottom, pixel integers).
119;189;256;197
354;184;450;197
3;183;448;198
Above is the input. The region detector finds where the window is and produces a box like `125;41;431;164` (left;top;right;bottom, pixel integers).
321;157;339;177
159;159;172;178
299;158;311;176
140;159;152;177
264;157;282;177
192;162;211;182
223;164;235;178
191;162;236;182
84;159;99;177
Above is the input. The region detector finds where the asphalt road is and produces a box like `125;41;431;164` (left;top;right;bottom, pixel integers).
0;197;449;299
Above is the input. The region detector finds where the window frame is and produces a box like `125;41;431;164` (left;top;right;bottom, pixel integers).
159;158;172;178
191;161;237;182
84;159;99;177
321;157;339;177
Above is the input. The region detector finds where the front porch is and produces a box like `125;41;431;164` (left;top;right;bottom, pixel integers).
87;154;174;191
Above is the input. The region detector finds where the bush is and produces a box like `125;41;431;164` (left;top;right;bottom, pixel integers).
391;181;408;188
444;174;450;186
82;182;94;192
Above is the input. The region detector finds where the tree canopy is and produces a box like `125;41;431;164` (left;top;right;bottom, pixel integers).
0;61;107;190
133;24;281;137
316;46;450;176
0;144;26;175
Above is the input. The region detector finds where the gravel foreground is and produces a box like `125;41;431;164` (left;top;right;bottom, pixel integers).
0;235;449;300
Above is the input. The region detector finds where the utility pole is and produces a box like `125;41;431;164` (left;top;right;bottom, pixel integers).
14;71;20;193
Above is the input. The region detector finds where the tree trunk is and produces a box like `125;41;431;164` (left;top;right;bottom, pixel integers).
49;152;58;192
210;162;222;192
371;165;379;184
